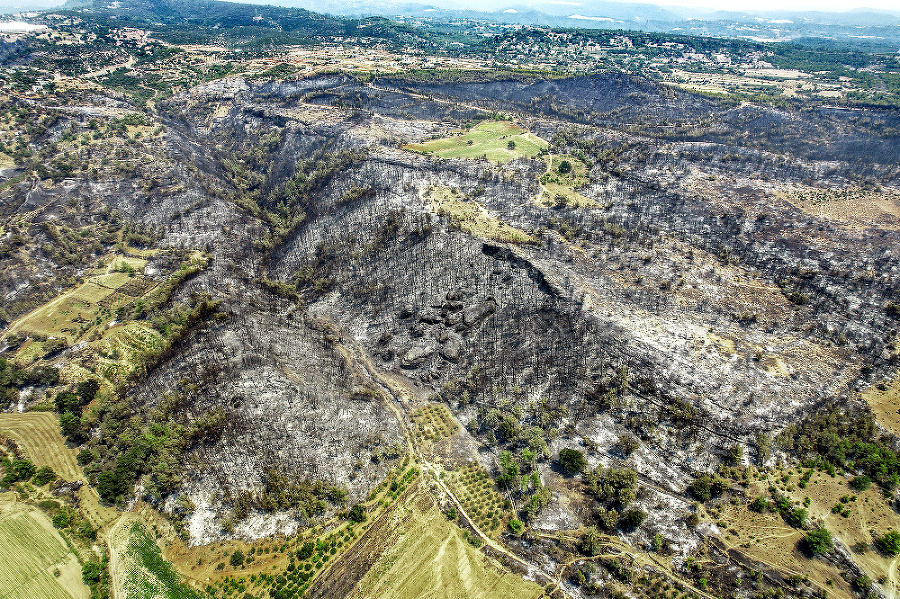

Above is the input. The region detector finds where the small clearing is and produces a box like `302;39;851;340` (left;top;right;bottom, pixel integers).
427;187;537;244
863;375;900;437
406;120;547;163
538;154;597;208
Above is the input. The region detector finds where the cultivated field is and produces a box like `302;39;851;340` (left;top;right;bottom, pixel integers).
0;412;117;529
446;462;510;538
0;497;89;599
108;518;202;599
406;120;547;163
0;412;81;480
8;253;147;342
411;404;459;446
350;488;542;599
781;186;900;231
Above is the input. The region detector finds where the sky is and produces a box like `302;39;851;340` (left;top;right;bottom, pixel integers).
607;0;899;11
2;0;898;17
452;0;900;13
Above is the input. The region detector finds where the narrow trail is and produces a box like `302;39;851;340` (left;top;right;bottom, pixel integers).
338;333;558;588
544;536;721;599
366;83;491;116
105;514;137;599
889;555;898;599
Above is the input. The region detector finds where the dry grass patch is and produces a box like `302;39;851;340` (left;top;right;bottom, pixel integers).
350;488;541;599
0;412;81;480
780;186;900;231
788;470;900;590
713;496;852;599
863;375;900;437
713;468;900;599
428;187;537;245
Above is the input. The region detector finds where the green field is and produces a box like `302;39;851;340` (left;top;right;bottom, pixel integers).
406;121;547;163
116;522;202;599
0;499;89;599
538;155;596;209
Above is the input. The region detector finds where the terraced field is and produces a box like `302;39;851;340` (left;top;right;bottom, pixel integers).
0;498;89;599
0;412;81;480
94;322;163;385
0;413;116;529
7;254;147;342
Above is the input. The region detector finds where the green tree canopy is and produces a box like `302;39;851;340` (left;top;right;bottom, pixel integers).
559;448;586;475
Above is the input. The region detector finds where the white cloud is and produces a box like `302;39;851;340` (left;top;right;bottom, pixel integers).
568;14;614;21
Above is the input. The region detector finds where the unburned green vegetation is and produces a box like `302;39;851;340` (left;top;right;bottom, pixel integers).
446;462;511;538
121;523;203;599
538;154;597;209
406;120;547;163
777;406;900;490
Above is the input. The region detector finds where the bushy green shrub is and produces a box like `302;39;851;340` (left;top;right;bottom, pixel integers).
804;528;832;555
229;549;244;568
1;458;35;486
850;475;871;491
619;508;647;531
688;473;728;502
31;466;56;486
876;531;900;555
559;448;586;475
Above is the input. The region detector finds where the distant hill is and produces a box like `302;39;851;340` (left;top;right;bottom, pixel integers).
261;0;900;49
0;0;66;15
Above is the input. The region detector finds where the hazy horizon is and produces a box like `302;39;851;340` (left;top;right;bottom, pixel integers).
3;0;900;17
422;0;900;15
